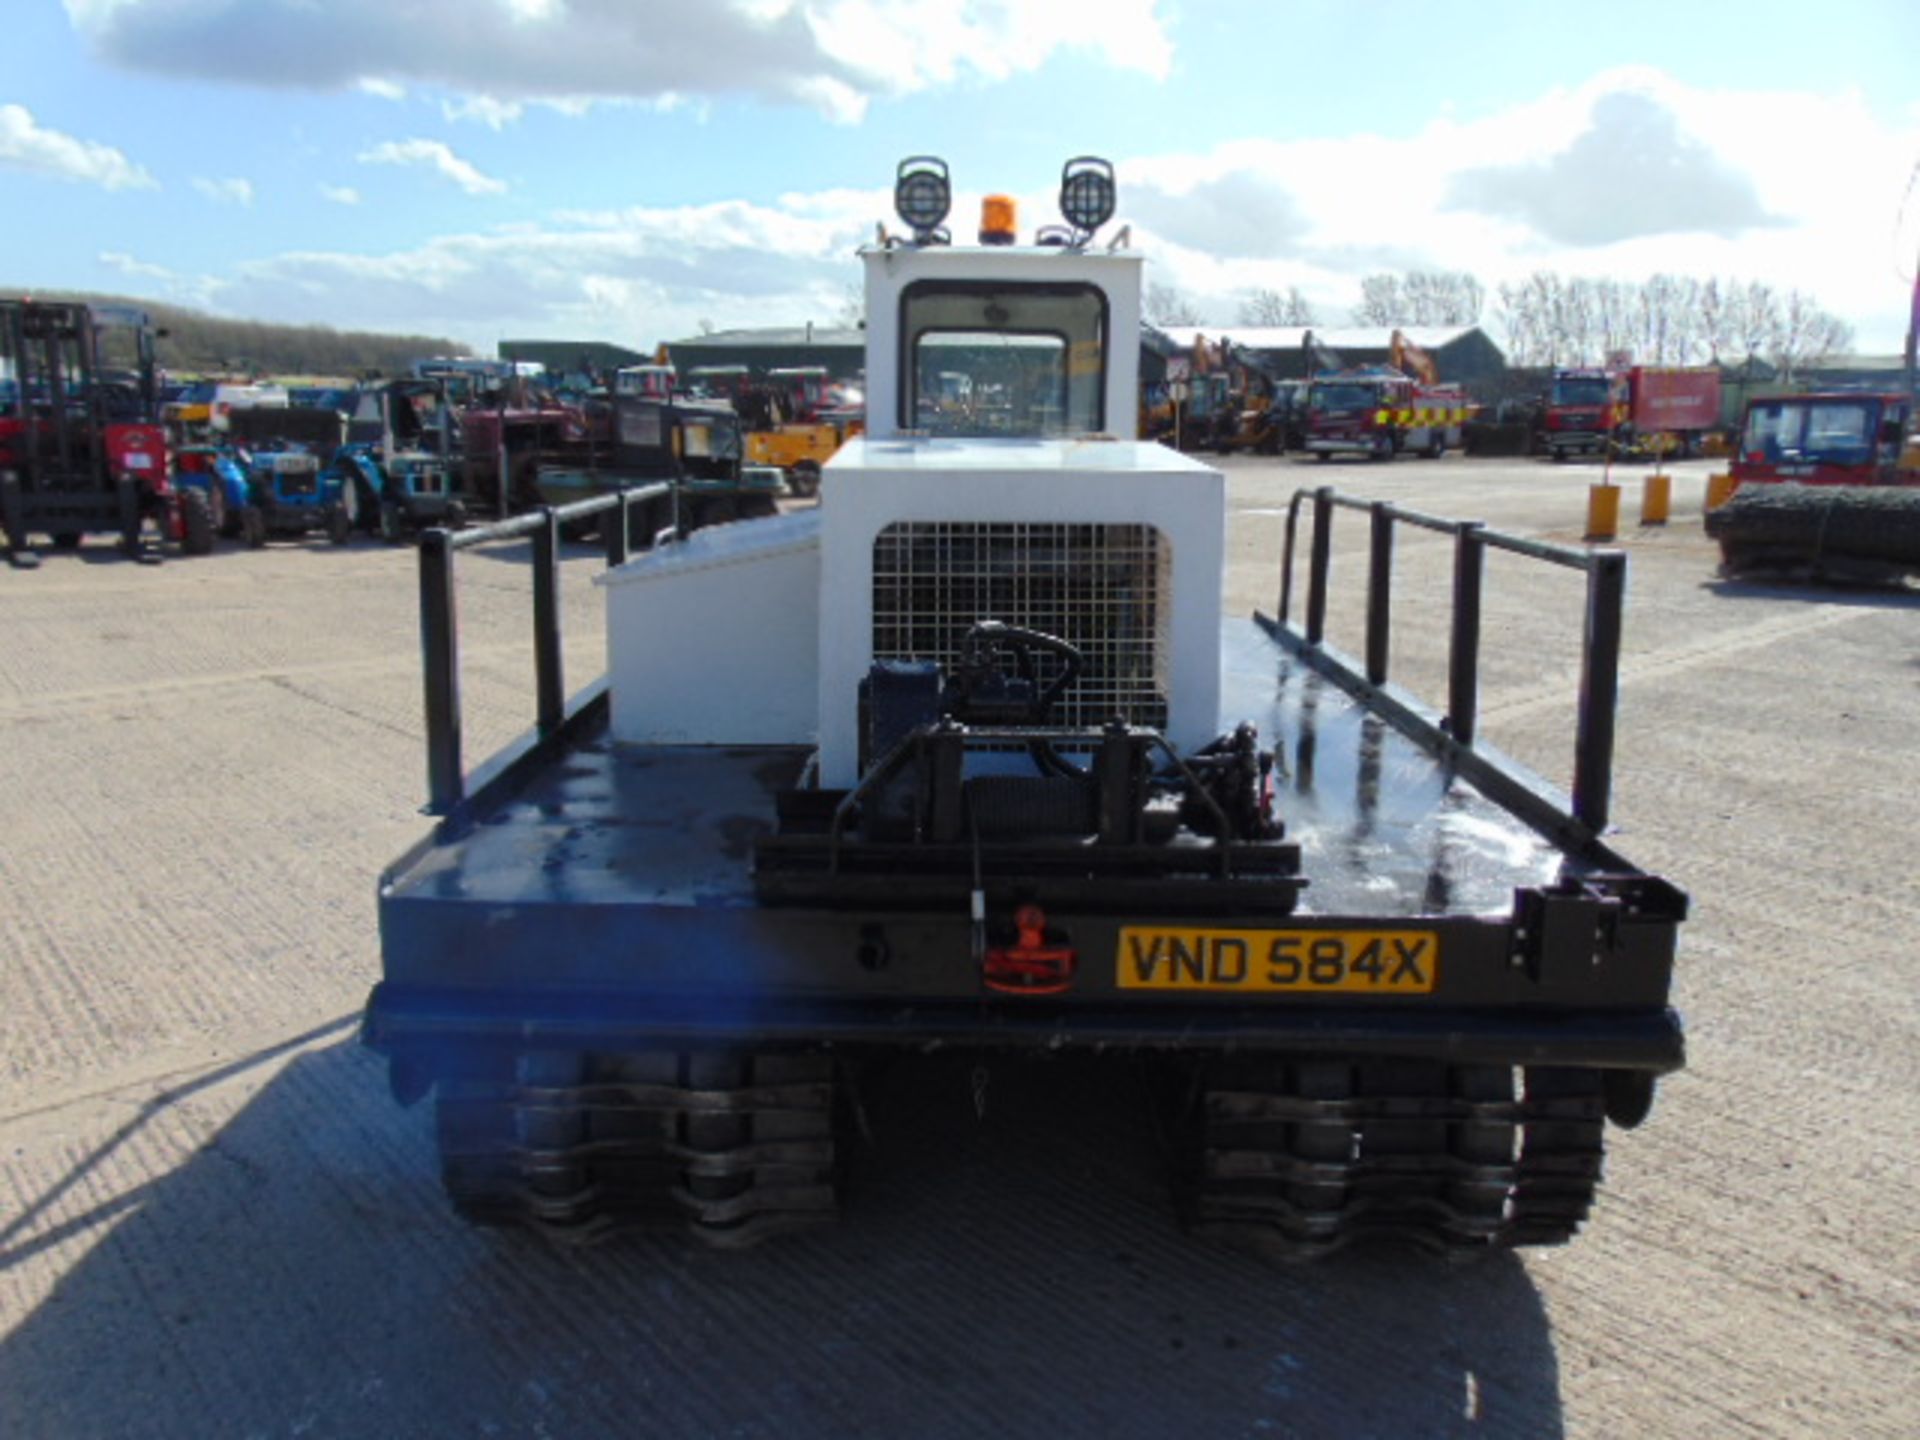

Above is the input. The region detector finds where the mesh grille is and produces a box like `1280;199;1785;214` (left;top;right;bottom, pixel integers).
872;522;1169;729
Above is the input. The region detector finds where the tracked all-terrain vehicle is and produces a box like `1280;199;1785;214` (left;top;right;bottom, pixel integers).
1707;391;1920;581
363;159;1687;1258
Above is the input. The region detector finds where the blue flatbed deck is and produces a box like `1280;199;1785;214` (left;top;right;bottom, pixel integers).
384;619;1573;925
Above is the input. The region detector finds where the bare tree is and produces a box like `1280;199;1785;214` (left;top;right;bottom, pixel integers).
1736;281;1780;374
1239;286;1318;326
1146;281;1206;327
1352;274;1404;326
832;282;863;329
1587;280;1623;363
1772;289;1855;381
1237;288;1289;326
1493;281;1534;365
1697;278;1731;362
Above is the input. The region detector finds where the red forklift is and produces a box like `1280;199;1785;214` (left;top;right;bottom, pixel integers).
0;299;196;568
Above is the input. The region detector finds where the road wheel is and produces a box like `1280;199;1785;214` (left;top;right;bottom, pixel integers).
240;505;267;548
327;503;352;546
181;488;215;555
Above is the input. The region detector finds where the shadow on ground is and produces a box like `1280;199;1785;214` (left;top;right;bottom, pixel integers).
1;1039;1563;1440
1703;575;1920;608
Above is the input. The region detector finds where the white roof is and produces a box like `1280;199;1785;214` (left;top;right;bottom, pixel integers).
1156;325;1482;352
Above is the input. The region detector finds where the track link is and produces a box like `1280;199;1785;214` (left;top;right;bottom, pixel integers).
434;1049;841;1248
1182;1057;1606;1258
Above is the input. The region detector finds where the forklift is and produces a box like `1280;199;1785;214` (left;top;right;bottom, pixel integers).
0;299;196;567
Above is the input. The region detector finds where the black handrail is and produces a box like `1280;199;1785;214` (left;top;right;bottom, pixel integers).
1274;484;1626;833
418;483;673;816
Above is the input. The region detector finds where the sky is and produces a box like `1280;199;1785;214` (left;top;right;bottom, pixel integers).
4;0;1918;358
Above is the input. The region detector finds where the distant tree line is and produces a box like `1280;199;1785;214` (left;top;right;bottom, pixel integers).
12;290;470;379
1149;266;1855;381
1488;273;1853;380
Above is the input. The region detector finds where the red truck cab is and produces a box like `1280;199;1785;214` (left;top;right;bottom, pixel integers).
1545;366;1720;460
1543;369;1626;459
1729;393;1916;486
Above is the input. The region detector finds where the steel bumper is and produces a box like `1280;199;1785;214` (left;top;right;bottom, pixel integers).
363;981;1685;1074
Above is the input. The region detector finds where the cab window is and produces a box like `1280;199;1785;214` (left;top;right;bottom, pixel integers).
899;280;1106;437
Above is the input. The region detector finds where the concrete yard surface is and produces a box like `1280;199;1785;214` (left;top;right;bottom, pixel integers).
2;455;1915;1438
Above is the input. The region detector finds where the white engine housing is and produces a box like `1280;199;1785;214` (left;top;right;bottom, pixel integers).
815;435;1220;786
599;228;1226;780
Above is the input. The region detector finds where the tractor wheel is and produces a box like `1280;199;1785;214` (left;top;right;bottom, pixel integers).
337;472;361;530
327;504;352;546
787;462;821;499
378;503;405;545
181;488;215;555
240;505;268;549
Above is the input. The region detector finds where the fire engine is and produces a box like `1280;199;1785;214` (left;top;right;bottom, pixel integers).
1303;368;1467;461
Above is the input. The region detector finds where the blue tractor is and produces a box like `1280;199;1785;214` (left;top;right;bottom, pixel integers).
171;443;251;549
338;379;467;542
224;406;355;546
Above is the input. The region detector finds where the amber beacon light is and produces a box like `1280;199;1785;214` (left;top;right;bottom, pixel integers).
979;194;1018;245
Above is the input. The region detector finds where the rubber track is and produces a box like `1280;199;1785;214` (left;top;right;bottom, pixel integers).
1182;1057;1605;1258
433;1049;840;1249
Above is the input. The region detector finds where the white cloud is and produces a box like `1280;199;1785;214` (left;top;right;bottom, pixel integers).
62;65;1914;356
98;250;221;307
319;184;362;205
442;94;524;129
99;250;174;281
65;0;1174;124
357;139;507;196
192;175;254;206
0;102;155;190
1117;68;1920;350
192;191;877;348
358;77;406;101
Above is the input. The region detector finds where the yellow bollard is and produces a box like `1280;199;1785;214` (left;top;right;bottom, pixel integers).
1586;482;1620;542
1641;471;1671;526
1704;472;1738;511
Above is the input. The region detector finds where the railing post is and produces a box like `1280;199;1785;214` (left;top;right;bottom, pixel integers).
604;487;631;568
533;507;564;734
1279;491;1303;624
1573;550;1627;832
419;528;463;814
1449;522;1485;746
1305;486;1334;646
1365;502;1393;685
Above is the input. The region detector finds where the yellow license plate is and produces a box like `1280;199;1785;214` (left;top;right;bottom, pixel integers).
1116;927;1438;994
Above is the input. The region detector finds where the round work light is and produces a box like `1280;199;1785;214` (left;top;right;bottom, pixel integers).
1058;157;1116;238
895;157;951;240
